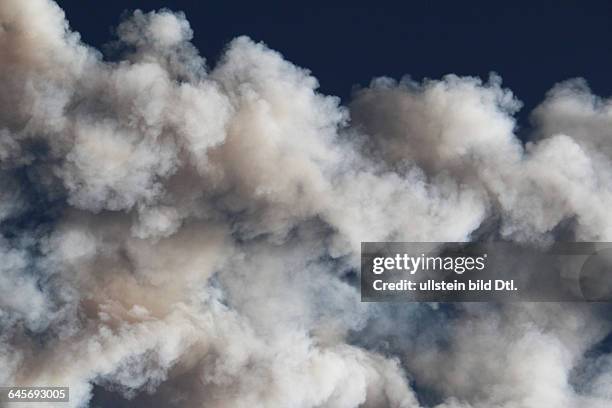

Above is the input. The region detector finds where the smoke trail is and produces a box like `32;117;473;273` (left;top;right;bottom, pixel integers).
1;1;612;407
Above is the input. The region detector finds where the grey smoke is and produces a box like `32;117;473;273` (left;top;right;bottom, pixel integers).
1;1;612;407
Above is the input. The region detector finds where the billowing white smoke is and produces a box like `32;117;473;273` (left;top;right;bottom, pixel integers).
1;1;612;407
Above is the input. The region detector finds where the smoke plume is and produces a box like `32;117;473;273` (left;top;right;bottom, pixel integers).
1;1;612;407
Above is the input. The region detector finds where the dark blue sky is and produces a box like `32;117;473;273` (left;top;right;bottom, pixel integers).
56;1;612;126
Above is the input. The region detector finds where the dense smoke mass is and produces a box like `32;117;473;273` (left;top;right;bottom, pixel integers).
2;0;612;407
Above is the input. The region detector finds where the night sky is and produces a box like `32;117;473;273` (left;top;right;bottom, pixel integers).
55;0;612;129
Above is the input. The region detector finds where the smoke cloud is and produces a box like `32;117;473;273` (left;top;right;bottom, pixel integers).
1;1;612;407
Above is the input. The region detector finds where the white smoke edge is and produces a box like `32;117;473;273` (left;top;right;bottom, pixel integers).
1;0;612;407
